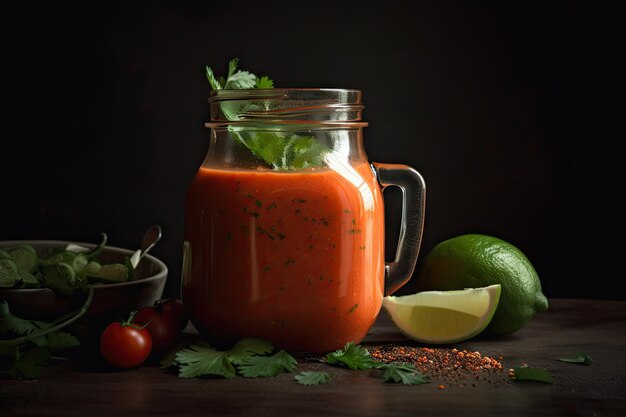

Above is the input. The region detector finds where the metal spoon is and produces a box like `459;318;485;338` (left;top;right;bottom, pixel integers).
130;225;162;269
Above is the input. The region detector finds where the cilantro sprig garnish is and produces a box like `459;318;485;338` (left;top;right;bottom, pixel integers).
205;58;329;170
325;342;431;385
206;58;272;90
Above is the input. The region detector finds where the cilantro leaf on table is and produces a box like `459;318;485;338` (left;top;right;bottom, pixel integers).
379;363;431;385
510;366;553;383
46;332;80;352
326;342;379;370
295;371;331;385
237;350;297;378
557;352;593;365
169;338;296;379
227;337;274;365
159;348;178;369
0;301;51;347
159;340;190;369
6;347;51;379
175;344;237;379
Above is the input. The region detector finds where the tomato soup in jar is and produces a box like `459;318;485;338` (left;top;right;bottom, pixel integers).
183;89;425;352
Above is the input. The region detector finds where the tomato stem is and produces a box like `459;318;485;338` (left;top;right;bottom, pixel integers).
121;310;149;330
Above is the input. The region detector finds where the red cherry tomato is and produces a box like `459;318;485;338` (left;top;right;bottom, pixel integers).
100;312;152;369
134;299;186;356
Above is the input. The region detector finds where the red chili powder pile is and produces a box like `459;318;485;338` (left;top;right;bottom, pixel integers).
368;345;510;387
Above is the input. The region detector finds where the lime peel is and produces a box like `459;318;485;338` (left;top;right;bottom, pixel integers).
382;284;501;344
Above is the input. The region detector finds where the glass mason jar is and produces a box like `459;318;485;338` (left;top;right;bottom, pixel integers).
183;89;425;353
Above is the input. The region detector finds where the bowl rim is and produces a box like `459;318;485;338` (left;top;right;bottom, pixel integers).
0;239;168;289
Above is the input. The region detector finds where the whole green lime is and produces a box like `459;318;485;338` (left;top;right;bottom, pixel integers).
414;234;548;336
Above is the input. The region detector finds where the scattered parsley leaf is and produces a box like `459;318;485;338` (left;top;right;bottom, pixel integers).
295;371;331;385
326;342;378;370
557;352;593;365
175;345;237;379
256;75;274;89
1;292;88;379
511;366;553;384
379;363;431;385
0;343;18;359
159;349;177;369
238;349;297;378
7;347;51;379
46;332;80;352
159;340;190;369
227;337;274;365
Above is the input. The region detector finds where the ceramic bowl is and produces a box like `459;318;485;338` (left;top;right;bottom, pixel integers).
0;240;168;322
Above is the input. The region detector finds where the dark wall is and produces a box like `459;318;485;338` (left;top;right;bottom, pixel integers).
2;1;624;299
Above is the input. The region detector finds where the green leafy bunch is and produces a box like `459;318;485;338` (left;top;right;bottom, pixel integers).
205;58;329;170
0;302;82;379
206;58;273;90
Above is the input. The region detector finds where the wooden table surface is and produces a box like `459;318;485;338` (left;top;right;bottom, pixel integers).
1;298;625;417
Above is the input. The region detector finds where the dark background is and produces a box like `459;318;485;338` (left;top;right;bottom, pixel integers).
1;1;624;299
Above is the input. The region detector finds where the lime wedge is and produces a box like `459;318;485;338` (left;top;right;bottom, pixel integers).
0;258;19;288
87;263;129;284
382;284;501;344
8;245;38;273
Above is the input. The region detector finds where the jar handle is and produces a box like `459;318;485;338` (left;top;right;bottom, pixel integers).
372;162;426;295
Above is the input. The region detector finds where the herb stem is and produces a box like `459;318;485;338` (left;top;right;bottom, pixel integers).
0;286;94;347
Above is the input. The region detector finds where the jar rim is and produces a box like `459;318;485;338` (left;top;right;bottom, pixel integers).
208;88;365;126
208;88;363;99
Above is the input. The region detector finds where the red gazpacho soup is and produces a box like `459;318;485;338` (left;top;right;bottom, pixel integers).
183;162;384;352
